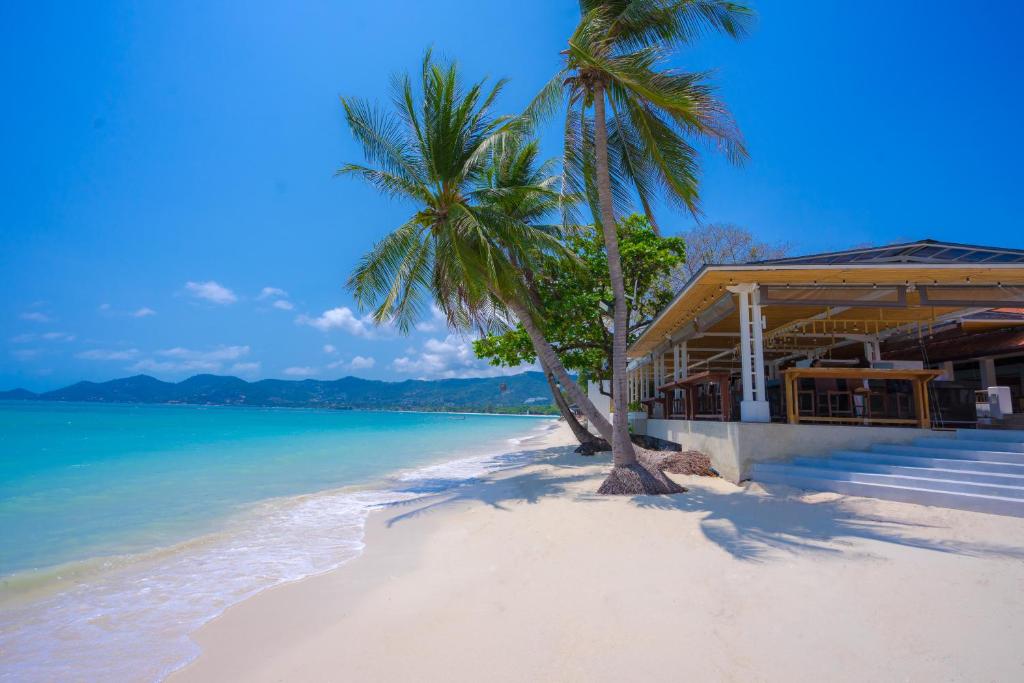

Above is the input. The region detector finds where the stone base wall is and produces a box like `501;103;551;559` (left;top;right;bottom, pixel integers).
644;420;954;483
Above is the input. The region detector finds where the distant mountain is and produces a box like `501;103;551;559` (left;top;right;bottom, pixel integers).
0;388;38;400
0;373;558;414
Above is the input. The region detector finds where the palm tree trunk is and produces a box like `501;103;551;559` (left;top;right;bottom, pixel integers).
539;356;608;451
592;82;639;466
504;297;613;442
592;81;683;495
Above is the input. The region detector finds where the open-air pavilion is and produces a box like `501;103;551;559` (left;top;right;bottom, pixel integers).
612;240;1024;492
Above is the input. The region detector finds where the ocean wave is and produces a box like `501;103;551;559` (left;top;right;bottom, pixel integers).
0;419;562;682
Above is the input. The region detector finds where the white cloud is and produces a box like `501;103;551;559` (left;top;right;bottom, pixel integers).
14;332;75;343
349;355;375;370
77;348;141;361
391;334;536;379
295;306;390;338
284;366;317;377
327;355;376;372
323;344;337;354
158;345;250;361
185;281;237;305
414;306;448;333
12;348;41;361
258;286;294;311
132;358;221;373
98;304;156;318
230;361;261;375
258;287;288;300
20;312;51;323
127;345;251;374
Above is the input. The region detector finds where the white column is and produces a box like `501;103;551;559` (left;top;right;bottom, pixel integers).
729;284;770;422
751;287;767;403
736;288;753;403
679;342;688;379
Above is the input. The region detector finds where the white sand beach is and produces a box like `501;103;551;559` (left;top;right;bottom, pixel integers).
172;423;1024;682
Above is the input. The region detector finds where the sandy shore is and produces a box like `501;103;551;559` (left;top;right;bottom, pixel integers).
173;423;1024;682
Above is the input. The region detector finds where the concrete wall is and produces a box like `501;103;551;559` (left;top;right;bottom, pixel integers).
587;379;612;423
645;419;955;483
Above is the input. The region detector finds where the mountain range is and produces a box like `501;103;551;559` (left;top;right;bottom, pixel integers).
0;372;558;414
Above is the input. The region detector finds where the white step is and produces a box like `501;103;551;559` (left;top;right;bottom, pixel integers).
791;457;1024;486
831;450;1024;475
958;428;1024;443
753;464;1024;499
752;467;1024;517
871;444;1024;464
915;437;1024;453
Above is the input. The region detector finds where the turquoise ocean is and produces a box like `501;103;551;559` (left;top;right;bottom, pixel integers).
0;401;559;681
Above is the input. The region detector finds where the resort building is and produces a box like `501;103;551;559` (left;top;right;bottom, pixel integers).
610;240;1024;515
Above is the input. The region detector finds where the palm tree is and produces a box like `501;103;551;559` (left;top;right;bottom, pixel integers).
478;134;610;450
529;1;753;493
339;51;614;442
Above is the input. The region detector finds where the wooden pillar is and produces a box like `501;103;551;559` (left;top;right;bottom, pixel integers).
785;372;797;424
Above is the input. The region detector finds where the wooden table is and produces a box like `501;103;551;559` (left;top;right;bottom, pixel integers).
782;367;943;428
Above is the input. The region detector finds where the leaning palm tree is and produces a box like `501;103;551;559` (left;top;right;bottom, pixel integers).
478;135;610;451
529;1;753;493
339;51;614;442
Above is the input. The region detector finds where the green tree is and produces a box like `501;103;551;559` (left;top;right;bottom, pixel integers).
339;52;614;441
529;0;753;493
474;213;684;389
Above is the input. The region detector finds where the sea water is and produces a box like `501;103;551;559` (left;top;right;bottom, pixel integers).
0;401;559;681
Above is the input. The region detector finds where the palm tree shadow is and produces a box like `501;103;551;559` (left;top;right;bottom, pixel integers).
628;484;1024;562
376;444;1024;563
379;445;601;527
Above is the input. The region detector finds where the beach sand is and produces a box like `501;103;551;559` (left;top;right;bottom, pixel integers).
172;423;1024;682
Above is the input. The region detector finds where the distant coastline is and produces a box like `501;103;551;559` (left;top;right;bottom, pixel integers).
0;371;560;416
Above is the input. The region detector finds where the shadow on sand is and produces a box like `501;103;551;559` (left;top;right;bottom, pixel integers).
379;445;1024;563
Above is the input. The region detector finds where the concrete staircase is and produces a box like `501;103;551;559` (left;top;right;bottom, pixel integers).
751;429;1024;517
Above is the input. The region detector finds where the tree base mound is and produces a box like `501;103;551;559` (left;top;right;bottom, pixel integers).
575;438;611;456
597;462;686;495
641;449;716;477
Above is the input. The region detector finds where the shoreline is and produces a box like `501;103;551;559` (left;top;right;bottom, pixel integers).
0;415;560;598
174;438;1024;682
0;416;568;682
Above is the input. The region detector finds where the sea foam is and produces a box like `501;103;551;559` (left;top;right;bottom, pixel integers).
0;419;562;682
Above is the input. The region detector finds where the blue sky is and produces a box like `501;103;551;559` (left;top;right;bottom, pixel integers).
2;1;1022;391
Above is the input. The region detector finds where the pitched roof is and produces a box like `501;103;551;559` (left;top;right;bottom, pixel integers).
747;239;1024;267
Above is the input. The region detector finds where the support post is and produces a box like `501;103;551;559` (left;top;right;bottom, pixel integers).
980;357;997;390
751;288;767;403
729;284;770;422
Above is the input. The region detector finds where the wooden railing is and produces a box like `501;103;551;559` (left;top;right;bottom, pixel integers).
782;367;942;428
650;371;732;422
